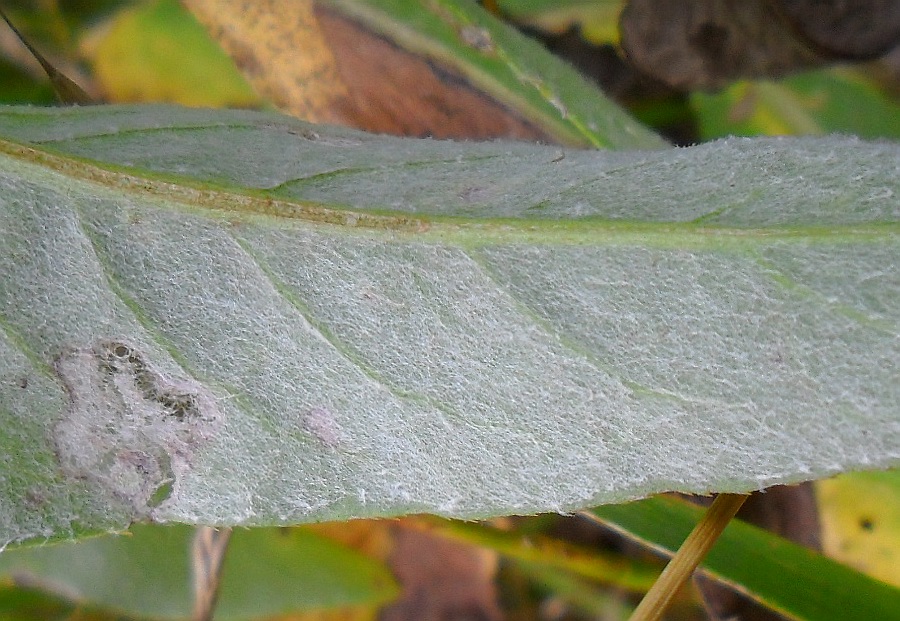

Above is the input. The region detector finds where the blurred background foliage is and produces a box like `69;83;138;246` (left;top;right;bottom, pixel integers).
2;0;898;141
0;1;898;620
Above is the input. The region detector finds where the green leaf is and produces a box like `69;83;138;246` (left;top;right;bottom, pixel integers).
692;67;900;140
422;517;660;592
590;495;900;621
0;57;56;106
514;560;637;619
496;0;625;44
0;104;897;546
0;586;75;621
0;524;397;620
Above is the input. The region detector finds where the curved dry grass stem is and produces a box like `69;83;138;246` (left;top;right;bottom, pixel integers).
628;493;749;621
192;526;234;621
0;6;93;105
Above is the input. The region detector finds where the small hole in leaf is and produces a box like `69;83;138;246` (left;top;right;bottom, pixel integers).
859;517;875;532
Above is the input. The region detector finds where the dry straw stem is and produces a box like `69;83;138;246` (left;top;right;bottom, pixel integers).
627;493;749;621
192;526;234;621
0;6;93;105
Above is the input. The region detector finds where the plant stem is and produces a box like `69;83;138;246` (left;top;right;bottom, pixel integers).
0;6;93;105
627;493;748;621
192;526;233;621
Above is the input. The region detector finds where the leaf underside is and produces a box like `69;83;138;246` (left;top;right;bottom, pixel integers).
0;105;897;545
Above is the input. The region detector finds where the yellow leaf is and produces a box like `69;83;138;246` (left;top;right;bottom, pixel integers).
86;0;260;108
818;471;900;587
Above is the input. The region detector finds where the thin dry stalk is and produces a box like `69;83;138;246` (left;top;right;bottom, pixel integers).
628;493;748;621
192;526;233;621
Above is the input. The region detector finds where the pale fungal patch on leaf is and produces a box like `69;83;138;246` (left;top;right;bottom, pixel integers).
460;25;494;52
51;339;221;517
302;406;343;449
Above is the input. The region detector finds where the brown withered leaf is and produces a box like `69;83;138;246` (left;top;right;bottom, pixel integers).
619;0;822;90
182;0;550;141
307;518;503;621
182;0;348;124
381;519;503;621
776;0;900;60
314;5;547;140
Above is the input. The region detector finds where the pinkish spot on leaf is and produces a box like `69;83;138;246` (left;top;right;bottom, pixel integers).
303;406;342;448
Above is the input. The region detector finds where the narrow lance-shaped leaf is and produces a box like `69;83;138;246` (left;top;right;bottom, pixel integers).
589;496;900;621
0;524;398;620
0;104;897;546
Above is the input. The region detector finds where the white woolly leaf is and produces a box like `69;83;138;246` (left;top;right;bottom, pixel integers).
0;105;897;545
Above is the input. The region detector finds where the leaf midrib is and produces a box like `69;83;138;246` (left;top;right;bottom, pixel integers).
1;137;895;248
